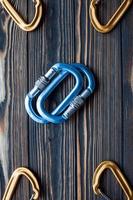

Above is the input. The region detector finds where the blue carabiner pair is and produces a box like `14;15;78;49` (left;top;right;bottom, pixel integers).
25;63;95;124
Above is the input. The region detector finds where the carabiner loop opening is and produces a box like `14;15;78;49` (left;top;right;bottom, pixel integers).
2;167;40;200
93;161;133;200
89;0;133;33
0;0;42;31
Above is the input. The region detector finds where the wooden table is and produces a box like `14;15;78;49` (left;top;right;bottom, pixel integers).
0;0;133;199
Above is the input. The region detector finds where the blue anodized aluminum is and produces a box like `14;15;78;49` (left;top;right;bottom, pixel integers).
25;63;84;124
36;63;95;124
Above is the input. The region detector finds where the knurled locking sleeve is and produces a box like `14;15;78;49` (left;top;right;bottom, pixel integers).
35;76;49;90
63;89;91;119
35;68;57;90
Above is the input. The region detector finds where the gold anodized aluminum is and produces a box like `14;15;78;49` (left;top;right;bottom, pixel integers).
0;0;42;31
89;0;133;33
2;167;40;200
93;161;133;200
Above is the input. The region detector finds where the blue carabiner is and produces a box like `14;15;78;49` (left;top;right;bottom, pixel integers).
25;63;84;123
36;63;95;124
36;63;85;124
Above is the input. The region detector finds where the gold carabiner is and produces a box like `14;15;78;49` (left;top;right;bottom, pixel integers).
0;0;42;31
89;0;133;33
2;167;40;200
93;161;133;200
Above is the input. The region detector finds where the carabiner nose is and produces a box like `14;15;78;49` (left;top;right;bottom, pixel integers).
93;161;133;200
0;0;42;31
89;0;133;33
2;167;39;200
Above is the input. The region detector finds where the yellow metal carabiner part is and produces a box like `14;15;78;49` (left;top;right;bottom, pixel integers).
89;0;133;33
2;167;40;200
0;0;42;31
93;161;133;200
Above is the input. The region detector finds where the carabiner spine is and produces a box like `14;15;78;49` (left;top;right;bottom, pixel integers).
0;0;42;31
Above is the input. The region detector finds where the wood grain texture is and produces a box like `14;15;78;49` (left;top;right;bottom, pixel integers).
0;0;132;199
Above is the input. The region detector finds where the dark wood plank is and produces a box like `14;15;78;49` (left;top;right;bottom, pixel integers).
122;3;133;188
28;1;78;199
76;1;123;199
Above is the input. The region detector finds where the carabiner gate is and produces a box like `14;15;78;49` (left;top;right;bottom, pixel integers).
2;167;40;200
0;0;42;31
93;161;133;200
89;0;133;33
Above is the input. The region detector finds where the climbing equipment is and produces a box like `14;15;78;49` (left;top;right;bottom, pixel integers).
37;63;95;124
2;167;39;200
25;63;84;124
93;161;133;200
0;0;42;31
25;63;95;124
2;167;40;200
89;0;133;33
89;0;132;33
25;63;94;124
